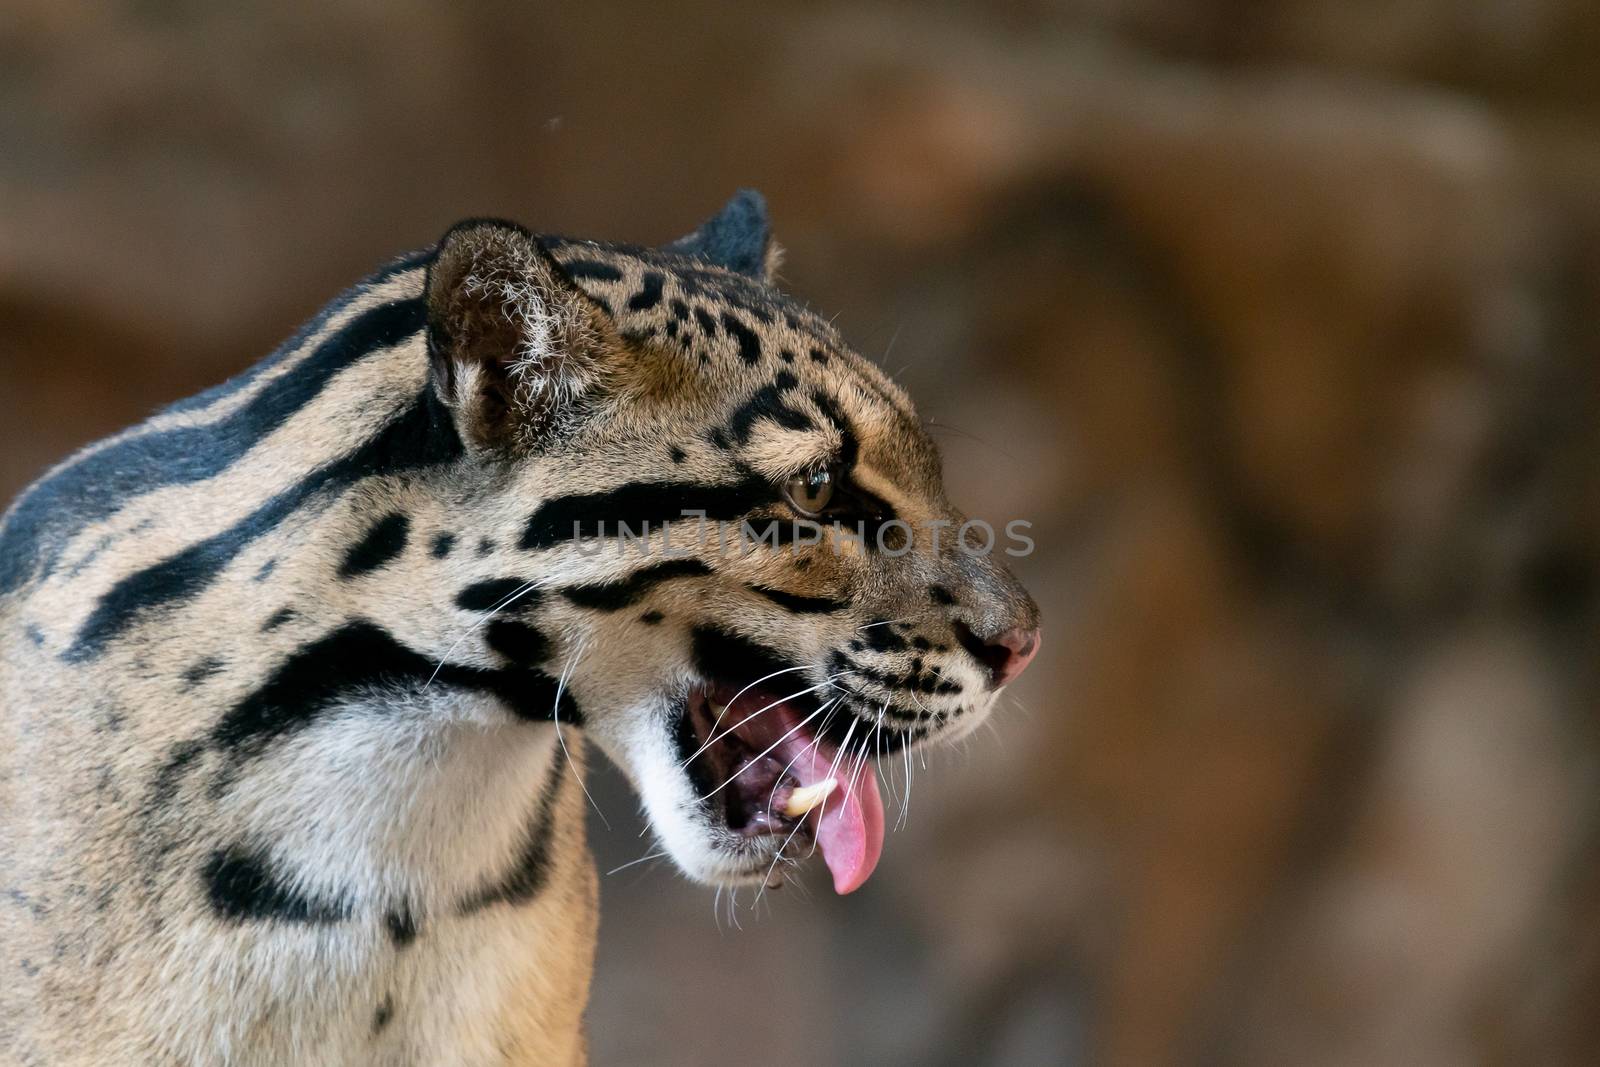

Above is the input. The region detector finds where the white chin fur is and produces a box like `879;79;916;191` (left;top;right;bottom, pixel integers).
635;751;766;887
606;697;759;887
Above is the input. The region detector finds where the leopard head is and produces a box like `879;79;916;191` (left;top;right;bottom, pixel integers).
424;192;1039;894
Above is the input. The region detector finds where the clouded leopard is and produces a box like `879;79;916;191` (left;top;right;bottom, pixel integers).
0;191;1040;1065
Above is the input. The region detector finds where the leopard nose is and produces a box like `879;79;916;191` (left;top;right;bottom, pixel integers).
955;624;1041;690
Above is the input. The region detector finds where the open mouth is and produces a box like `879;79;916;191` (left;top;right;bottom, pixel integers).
676;675;886;894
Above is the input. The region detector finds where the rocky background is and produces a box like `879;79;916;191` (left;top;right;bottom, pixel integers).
4;2;1598;1064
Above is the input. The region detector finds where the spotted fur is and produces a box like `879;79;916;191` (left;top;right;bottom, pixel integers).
0;191;1036;1065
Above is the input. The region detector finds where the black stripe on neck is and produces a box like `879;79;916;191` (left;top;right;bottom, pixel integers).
64;388;461;661
0;296;427;598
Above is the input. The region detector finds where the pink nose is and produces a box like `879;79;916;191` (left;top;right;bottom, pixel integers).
958;625;1041;690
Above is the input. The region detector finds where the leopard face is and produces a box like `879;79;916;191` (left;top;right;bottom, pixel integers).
428;196;1040;894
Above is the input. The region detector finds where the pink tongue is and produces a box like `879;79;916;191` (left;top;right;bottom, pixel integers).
792;745;885;895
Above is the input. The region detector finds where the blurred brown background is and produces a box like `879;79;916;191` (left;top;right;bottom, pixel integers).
4;2;1599;1064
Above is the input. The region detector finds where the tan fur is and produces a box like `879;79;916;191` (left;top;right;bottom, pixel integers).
0;212;1035;1064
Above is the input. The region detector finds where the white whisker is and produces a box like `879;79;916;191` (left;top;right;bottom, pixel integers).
679;676;843;767
874;706;902;817
806;713;860;850
553;637;608;830
680;665;814;765
697;704;828;802
899;728;915;831
606;849;666;877
844;730;875;823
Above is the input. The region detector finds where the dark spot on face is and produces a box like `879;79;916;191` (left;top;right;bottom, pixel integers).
485;619;552;666
628;271;665;311
912;636;933;652
929;585;956;606
254;558;278;582
725;372;810;445
561;559;712;612
668;445;687;464
832;647;963;701
779;348;796;364
670;298;689;322
372;994;394;1034
24;624;45;647
748;585;847;614
385;908;418;948
477;537;496;557
457;578;539;614
340;512;410;579
430;533;456;559
861;623;909;654
720;312;762;363
806;389;869;474
809;348;830;365
693;306;718;337
519;475;773;551
640;610;665;625
181;656;226;690
261;607;296;632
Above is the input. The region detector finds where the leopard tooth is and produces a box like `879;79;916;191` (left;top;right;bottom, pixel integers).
783;778;838;818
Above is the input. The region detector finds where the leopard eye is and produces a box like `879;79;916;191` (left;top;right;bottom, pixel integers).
783;468;836;517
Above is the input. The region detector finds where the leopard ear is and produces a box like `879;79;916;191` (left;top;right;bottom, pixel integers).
662;189;779;282
425;219;614;452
